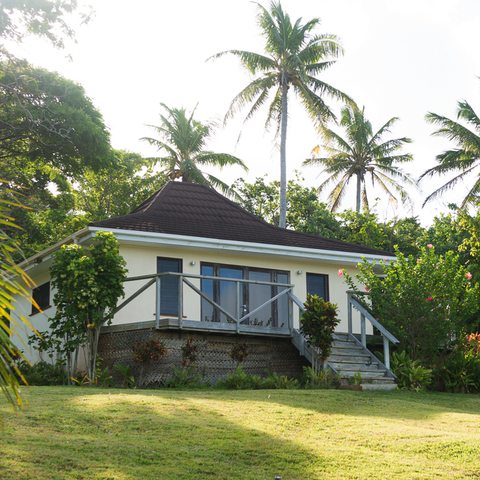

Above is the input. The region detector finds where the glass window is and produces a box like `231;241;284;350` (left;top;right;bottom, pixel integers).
306;273;329;301
200;263;289;327
31;282;50;315
157;257;182;316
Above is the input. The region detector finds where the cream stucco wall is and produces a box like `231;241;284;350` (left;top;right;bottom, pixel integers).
10;229;377;364
117;243;367;334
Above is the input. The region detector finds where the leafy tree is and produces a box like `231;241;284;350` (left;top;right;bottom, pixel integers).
382;216;424;257
0;0;90;48
47;232;127;381
342;245;478;364
422;93;480;209
234;175;341;237
0;54;111;197
210;1;350;228
142;103;247;196
336;209;390;250
74;150;168;220
304;104;415;212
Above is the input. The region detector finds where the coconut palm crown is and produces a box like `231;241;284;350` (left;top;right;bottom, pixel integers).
422;98;480;209
303;105;415;212
209;1;350;227
142;103;248;196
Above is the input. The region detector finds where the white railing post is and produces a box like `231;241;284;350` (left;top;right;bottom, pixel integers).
178;275;183;329
156;276;161;329
383;335;390;370
361;314;366;347
288;291;293;334
347;292;353;335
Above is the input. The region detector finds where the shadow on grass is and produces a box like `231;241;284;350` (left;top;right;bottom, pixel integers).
0;387;327;480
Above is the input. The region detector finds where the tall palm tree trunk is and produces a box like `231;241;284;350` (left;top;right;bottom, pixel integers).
279;81;288;228
356;173;362;212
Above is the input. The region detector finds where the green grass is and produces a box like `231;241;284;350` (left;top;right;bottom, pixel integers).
1;387;480;479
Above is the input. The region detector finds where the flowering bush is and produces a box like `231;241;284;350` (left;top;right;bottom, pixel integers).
341;245;478;363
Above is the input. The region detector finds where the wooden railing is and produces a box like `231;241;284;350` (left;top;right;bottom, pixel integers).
114;272;301;334
347;290;399;370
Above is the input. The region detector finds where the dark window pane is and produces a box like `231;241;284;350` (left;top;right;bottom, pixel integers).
307;273;328;301
157;258;181;315
31;282;50;315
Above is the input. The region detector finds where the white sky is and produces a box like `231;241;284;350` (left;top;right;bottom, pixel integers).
6;0;480;225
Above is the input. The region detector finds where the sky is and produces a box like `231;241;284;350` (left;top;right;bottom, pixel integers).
6;0;480;225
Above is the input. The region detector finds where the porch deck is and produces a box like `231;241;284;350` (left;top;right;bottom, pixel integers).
101;317;292;338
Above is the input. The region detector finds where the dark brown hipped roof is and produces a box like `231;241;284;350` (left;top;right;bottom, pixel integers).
90;182;395;257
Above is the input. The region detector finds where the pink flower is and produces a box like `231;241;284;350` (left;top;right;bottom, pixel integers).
338;269;343;276
365;287;370;292
466;272;472;280
417;259;420;263
427;244;433;248
383;258;387;262
426;296;433;301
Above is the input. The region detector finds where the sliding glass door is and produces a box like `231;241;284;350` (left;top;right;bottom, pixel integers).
201;263;289;327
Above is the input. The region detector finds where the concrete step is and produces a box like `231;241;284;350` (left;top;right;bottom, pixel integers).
336;369;387;378
330;347;366;356
328;362;381;371
328;353;372;362
361;383;397;391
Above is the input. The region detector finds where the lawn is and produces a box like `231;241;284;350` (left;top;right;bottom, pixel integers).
1;387;479;479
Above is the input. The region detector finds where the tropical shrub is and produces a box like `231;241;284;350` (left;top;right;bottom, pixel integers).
341;245;478;363
166;365;202;388
300;294;340;362
16;359;69;386
181;335;198;367
300;366;340;389
390;350;432;390
133;339;166;387
229;343;248;372
434;333;480;393
36;232;127;383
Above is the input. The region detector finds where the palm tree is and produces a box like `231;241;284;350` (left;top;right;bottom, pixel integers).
421;99;480;209
0;188;37;418
142;103;248;196
303;105;414;212
209;1;350;228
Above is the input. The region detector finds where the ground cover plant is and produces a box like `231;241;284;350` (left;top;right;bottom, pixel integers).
1;387;480;479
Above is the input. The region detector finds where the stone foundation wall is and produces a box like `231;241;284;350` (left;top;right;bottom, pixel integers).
98;328;309;387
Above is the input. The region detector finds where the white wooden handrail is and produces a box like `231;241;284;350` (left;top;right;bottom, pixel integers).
346;290;399;370
116;272;296;334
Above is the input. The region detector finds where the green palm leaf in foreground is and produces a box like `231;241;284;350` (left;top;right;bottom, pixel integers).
142;104;247;197
209;1;350;228
422;98;480;209
304;105;415;212
0;189;36;415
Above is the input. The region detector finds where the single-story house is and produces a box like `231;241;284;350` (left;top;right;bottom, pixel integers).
12;181;396;384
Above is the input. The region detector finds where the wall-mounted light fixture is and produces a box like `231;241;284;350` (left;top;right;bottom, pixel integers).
296;270;302;275
190;261;196;266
